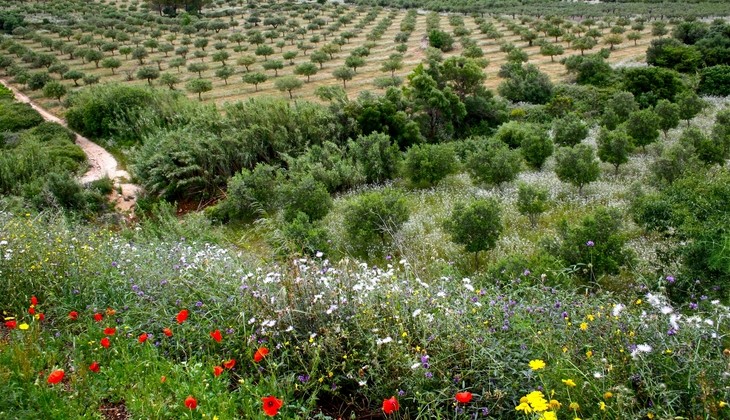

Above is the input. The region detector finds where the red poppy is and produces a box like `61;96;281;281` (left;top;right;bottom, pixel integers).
223;359;236;369
382;396;399;414
105;308;116;316
254;347;269;363
93;313;103;322
31;295;38;306
455;391;473;404
5;320;16;329
160;375;166;383
138;333;148;343
47;369;64;385
38;313;45;321
261;395;283;416
28;307;35;315
176;309;189;324
69;311;78;320
213;365;224;377
210;329;222;343
163;327;173;337
184;395;197;410
89;362;100;373
100;337;110;348
103;327;116;336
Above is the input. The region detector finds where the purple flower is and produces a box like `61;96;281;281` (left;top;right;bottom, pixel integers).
523;269;531;276
397;389;406;396
561;311;569;319
667;327;677;336
195;301;203;307
586;241;595;247
425;371;433;379
689;302;698;310
666;276;675;284
111;261;118;267
297;374;310;383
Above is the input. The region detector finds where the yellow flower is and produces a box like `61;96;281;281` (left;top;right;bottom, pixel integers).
562;346;568;353
562;379;577;387
647;413;654;419
529;359;546;371
585;350;593;358
599;401;606;411
603;392;613;399
586;314;595;321
540;411;557;420
19;323;29;330
720;401;728;408
579;322;588;331
569;402;580;411
526;391;549;412
515;402;533;413
549;399;561;410
636;299;642;305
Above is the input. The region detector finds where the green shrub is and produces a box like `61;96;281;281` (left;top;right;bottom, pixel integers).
279;176;332;223
516;182;549;227
554;144;600;194
466;137;521;188
212;164;284;223
697;65;730;97
0;100;43;132
552;112;589;147
444;198;503;268
402;143;457;188
348;132;401;184
553;207;634;283
342;189;409;257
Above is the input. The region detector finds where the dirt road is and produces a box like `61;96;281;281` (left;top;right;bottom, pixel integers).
0;79;140;213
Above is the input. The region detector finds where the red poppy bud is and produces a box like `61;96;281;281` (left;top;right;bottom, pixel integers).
382;396;399;414
5;320;17;329
38;313;44;321
89;362;100;373
184;395;197;410
138;333;148;343
176;309;189;324
254;347;269;363
103;327;116;336
100;337;110;348
47;369;64;385
69;311;78;320
28;307;35;315
213;366;224;377
93;313;103;322
30;296;38;306
163;327;173;337
455;391;473;404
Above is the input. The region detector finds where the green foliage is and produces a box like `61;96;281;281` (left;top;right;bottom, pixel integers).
274;76;304;99
342;189;409;257
518;125;553;169
646;38;703;73
562;53;614;87
285;142;364;193
427;29;454;52
554;144;600;194
654;99;681;137
679;126;725;166
42;81;67;102
65;84;157;141
516;182;549;227
185;78;212;100
26;72;51;91
466;137;521;188
621;66;685;107
697;65;730;97
211;164;283;223
0;100;43;132
625;108;660;150
137;66;160;85
553;207;634;283
650;141;699;185
444;198;502;265
402;143;457;188
497;63;554;104
242;72;268;91
676;90;706;125
552;112;588;147
597;125;635;174
348;132;401;184
279;175;332;223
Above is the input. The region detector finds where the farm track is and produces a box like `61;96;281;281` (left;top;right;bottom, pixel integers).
0;78;140;213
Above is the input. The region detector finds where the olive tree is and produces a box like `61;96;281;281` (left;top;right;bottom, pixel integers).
444;198;503;269
554;144;600;194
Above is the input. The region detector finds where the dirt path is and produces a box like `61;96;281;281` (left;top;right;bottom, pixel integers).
0;79;140;213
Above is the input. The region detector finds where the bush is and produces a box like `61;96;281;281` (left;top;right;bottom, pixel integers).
497;63;554;104
554;144;600;194
516;182;549;227
26;72;51;90
402;143;457;188
697;65;730;97
212;164;284;223
275;212;331;257
342;189;409;257
597;126;635;175
0;100;43;132
466;138;521;188
444;198;502;268
554;207;634;283
552;113;589;147
278;176;332;223
427;29;454;52
348;132;401;184
519;126;553;169
621;67;685;107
